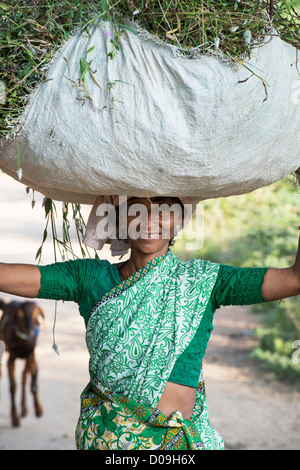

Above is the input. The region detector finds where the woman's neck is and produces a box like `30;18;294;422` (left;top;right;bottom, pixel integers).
124;246;169;275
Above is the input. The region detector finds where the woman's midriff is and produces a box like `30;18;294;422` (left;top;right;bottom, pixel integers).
156;381;196;420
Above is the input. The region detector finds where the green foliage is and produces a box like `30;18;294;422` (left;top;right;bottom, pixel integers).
33;195;98;263
176;177;300;382
1;1;299;138
0;0;123;135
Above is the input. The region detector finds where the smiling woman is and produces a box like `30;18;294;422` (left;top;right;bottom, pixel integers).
115;196;184;282
117;196;183;240
1;195;300;450
1;0;300;452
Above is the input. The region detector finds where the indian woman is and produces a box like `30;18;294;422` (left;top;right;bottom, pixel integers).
0;195;300;450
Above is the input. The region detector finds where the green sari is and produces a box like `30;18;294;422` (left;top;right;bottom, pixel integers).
75;249;224;450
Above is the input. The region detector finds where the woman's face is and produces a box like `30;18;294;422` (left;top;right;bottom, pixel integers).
119;196;184;254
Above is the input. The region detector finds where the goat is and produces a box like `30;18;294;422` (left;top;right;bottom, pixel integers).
0;299;44;427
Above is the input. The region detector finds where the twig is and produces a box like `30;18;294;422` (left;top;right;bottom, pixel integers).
269;0;274;21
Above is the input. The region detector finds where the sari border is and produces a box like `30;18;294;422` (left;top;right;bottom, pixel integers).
77;376;208;450
89;249;172;317
88;368;205;428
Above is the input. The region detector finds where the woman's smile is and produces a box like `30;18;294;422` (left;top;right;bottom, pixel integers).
139;232;161;240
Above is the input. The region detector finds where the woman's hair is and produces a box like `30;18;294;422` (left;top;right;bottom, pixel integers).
169;237;175;247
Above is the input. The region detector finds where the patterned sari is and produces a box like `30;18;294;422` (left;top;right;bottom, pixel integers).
75;249;224;450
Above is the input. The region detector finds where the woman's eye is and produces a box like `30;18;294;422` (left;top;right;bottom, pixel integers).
152;198;173;206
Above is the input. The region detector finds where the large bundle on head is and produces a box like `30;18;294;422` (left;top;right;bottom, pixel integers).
1;0;300;204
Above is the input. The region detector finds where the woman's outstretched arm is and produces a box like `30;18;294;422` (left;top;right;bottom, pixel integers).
0;263;41;298
262;236;300;302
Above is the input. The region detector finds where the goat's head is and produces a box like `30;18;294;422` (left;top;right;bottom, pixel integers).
1;301;45;358
11;302;45;341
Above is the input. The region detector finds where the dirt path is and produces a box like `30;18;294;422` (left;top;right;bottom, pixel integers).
205;306;300;450
0;172;300;450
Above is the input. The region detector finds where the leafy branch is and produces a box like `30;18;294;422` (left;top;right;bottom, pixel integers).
35;197;98;264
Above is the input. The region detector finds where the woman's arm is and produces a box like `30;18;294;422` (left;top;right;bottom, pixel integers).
0;263;41;298
262;236;300;302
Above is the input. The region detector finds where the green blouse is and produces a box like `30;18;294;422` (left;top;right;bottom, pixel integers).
37;257;268;388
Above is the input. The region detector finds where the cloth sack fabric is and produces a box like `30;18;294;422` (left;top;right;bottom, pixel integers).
1;19;300;204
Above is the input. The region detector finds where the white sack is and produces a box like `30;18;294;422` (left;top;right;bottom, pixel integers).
1;20;300;204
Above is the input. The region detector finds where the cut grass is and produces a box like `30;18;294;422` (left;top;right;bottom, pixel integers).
0;1;299;140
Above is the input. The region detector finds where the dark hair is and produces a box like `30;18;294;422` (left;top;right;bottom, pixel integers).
169;237;175;247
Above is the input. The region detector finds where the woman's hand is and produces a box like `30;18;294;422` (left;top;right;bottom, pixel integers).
262;236;300;302
0;263;41;298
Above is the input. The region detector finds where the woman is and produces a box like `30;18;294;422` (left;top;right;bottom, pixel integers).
1;195;300;450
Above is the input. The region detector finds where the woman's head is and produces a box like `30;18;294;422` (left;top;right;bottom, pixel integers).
116;196;184;254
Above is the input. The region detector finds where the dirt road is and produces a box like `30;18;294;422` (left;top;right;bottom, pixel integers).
0;172;299;450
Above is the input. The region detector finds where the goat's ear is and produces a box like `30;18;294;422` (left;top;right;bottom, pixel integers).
38;308;45;320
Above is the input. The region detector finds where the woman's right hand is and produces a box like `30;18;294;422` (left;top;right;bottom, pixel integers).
0;263;41;298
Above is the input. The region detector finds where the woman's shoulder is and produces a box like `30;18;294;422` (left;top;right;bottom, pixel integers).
172;252;220;278
179;255;220;270
66;256;112;267
40;256;114;277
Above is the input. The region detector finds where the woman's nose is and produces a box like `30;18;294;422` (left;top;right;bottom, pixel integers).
140;208;160;227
